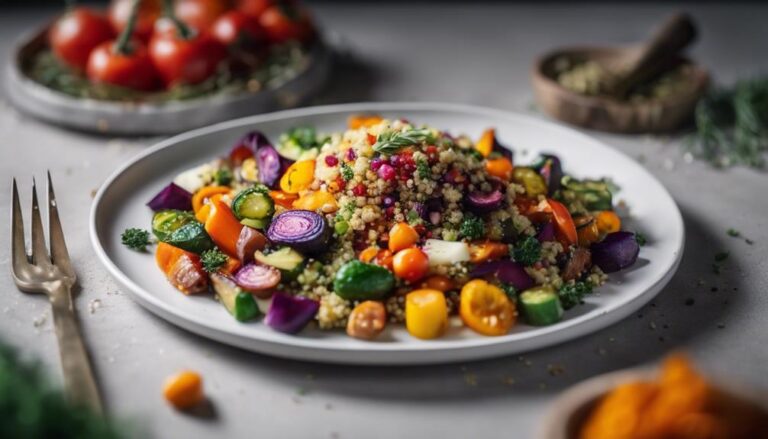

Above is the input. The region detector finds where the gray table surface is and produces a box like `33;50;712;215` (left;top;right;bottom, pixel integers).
1;3;767;438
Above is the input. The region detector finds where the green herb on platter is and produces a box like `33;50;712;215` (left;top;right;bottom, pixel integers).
373;128;435;155
689;77;768;168
121;228;152;252
201;248;229;273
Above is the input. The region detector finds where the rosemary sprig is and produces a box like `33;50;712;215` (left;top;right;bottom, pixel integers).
688;77;768;168
373;128;435;155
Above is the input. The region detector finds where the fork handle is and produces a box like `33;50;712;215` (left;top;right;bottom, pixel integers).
49;283;104;414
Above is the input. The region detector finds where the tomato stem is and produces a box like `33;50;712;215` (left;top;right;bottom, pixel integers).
161;0;194;40
115;0;140;55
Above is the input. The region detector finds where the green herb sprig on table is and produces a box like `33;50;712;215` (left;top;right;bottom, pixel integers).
689;77;768;168
373;128;435;155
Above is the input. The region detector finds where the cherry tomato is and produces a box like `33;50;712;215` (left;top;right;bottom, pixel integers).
459;279;516;336
421;275;455;292
108;0;162;42
258;3;314;44
212;10;266;49
346;301;387;340
86;40;160;91
49;7;115;70
237;0;273;19
175;0;231;32
148;29;227;86
393;247;429;283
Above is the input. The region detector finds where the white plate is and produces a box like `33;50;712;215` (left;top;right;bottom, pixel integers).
90;102;684;365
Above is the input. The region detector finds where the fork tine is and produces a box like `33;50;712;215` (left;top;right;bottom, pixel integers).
11;178;31;274
30;178;50;266
47;171;75;278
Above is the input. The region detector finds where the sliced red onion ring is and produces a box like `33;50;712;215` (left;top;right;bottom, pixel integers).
267;210;330;254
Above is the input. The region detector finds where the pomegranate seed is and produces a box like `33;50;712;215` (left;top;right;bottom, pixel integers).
346;149;356;161
325;155;339;166
335;176;346;190
382;195;396;207
385;206;395;218
414;224;426;235
370;158;383;171
378;164;396;181
390;155;402;168
352;184;366;196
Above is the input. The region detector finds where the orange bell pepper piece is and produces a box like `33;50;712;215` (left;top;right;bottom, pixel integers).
388;222;419;253
269;190;299;209
359;246;380;263
348;114;383;129
596;210;621;234
475;128;496;158
192;186;231;213
536;199;577;247
469;241;509;263
156;242;188;274
204;199;244;257
485;157;514;181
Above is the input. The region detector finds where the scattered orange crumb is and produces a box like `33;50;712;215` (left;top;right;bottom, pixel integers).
163;370;204;410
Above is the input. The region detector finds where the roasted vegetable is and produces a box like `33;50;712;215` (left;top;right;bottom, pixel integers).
511;235;541;266
519;286;563;326
560;176;613;212
167;253;208;295
460;279;516;336
513;168;547;197
231;187;274;221
204;199;244;257
465;189;504;212
266;210;330;254
147;182;193;211
346;301;387;340
235;226;267;263
210;273;261;321
264;292;319;334
591;231;640;273
562;247;592;281
405;289;448;339
423;239;471;265
470;259;534;291
254;247;305;281
152;209;195;242
533;154;563;195
166;222;216;254
233;263;281;297
333;260;395;300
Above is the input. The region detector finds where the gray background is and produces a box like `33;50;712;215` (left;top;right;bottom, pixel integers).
1;3;767;438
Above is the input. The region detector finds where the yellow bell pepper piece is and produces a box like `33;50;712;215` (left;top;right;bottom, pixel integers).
292;190;338;212
279;160;315;194
405;289;448;339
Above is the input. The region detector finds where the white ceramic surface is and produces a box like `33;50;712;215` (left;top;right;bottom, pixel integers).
89;102;684;365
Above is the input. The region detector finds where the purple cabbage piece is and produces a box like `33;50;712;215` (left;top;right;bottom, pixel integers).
536;221;556;242
466;189;504;212
146;183;192;211
470;260;534;291
256;145;283;188
265;292;319;334
590;231;640;273
266;210;330;254
537;154;563;195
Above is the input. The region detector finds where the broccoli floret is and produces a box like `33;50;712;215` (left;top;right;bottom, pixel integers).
634;232;647;246
201;248;228;273
511;235;541;266
121;228;151;252
460;216;485;240
214;167;233;186
558;281;593;310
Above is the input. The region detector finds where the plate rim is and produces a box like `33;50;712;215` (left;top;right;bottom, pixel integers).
89;102;685;364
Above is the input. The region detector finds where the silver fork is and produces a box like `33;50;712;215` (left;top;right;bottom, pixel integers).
11;172;103;414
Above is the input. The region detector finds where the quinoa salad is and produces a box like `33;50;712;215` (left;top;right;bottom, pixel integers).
121;115;641;340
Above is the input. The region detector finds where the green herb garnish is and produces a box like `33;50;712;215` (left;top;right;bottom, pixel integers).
635;232;647;246
500;284;517;300
286;126;320;149
373;128;435;155
340;162;354;181
459;216;485;240
558;281;593;310
215;167;233;186
714;252;730;262
416;159;431;179
406;209;422;225
511;236;541;266
121;228;151;252
726;228;741;237
201;248;228;273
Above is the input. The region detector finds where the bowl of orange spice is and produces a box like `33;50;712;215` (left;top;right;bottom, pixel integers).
539;354;768;439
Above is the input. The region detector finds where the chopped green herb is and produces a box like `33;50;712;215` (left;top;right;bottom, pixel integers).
416;159;431;179
121;228;151;251
406;209;422;225
558;281;593;310
214;167;233;186
459;216;485;240
373;128;435;155
635;232;647;246
714;252;729;262
500;284;517;300
201;248;228;273
340;162;354;181
726;228;741;237
712;263;722;275
511;236;541;266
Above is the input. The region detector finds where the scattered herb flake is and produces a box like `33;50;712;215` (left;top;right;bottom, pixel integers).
416;159;431;179
726;228;741;237
340;162;354;181
201;248;228;273
558;281;593;310
511;236;541;266
714;252;729;262
634;232;647;246
214;167;233;186
459;216;485;240
373;128;435;155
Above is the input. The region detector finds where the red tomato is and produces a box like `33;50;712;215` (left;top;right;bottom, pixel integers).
49;8;115;70
175;0;231;32
211;11;266;47
108;0;162;42
393;247;429;283
258;4;314;44
148;29;227;86
86;40;160;91
237;0;273;19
